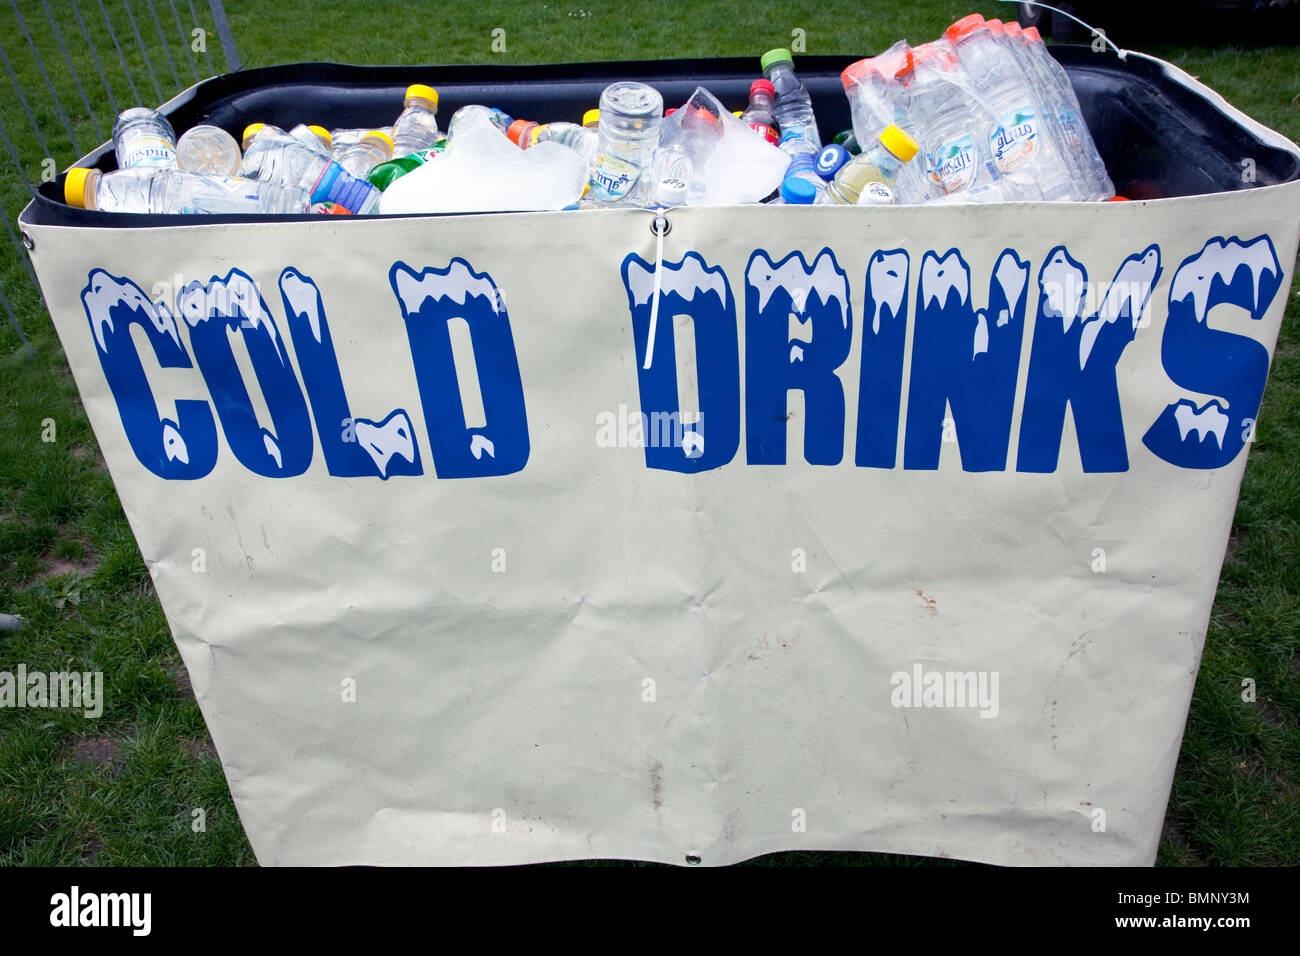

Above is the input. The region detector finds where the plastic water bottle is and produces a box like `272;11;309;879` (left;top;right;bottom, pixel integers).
289;124;333;157
113;107;178;169
446;106;513;142
176;125;241;176
1018;25;1114;199
336;130;394;179
64;166;309;214
591;81;663;206
816;125;919;205
240;125;382;214
907;42;1002;196
529;122;598;164
945;15;1071;200
761;48;822;158
391;84;440;157
740;79;779;145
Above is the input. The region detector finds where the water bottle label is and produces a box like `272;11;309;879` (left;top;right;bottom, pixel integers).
310;161;377;214
591;153;641;202
120;134;177;169
930;135;977;193
990;109;1038;172
856;181;894;206
748;122;779;145
779;126;807;146
1058;108;1083;149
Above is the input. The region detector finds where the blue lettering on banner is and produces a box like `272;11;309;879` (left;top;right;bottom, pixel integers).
389;258;530;479
1142;236;1283;468
856;250;910;468
78;233;1286;481
79;269;218;479
178;268;313;477
619;252;740;473
904;249;1029;471
744;248;853;466
1017;245;1161;472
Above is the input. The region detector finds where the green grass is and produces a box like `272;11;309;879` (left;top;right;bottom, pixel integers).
1;0;1297;866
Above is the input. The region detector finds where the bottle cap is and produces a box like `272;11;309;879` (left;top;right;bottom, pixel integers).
242;122;266;147
656;177;688;206
780;176;817;204
307;125;332;145
840;60;873;89
582;108;600;126
986;19;1005;34
946;13;987;41
506;119;535;146
878;124;919;162
760;48;794;72
750;78;775;98
1004;21;1023;38
405;84;439;107
665;108;678;116
364;130;394;151
1023;26;1043;43
732;110;743;118
64;167;95;208
815;144;851;181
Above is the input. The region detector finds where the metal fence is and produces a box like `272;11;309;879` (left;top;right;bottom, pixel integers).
1;0;240;355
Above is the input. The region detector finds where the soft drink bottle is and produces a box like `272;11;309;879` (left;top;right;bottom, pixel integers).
740;79;779;145
64;166;309;214
113;107;178;169
816;125;919;205
391;84;440;157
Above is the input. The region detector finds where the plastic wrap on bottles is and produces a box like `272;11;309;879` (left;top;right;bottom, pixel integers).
378;110;587;213
656;87;788;205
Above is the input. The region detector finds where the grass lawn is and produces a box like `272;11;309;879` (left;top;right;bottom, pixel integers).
0;0;1297;866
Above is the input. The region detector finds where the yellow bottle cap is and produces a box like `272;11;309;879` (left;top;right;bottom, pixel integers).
307;125;332;145
405;84;439;107
64;167;95;209
732;110;743;117
582;108;600;127
242;122;266;147
879;124;919;162
365;130;394;151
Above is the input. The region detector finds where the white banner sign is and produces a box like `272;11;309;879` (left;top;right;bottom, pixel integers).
26;137;1300;866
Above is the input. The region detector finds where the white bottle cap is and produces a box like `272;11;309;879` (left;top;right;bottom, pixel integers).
656;176;688;206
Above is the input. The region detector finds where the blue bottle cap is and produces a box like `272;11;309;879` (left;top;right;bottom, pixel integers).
815;143;851;181
780;177;817;204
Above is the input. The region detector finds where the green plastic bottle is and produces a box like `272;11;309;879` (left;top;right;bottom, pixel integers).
366;143;443;190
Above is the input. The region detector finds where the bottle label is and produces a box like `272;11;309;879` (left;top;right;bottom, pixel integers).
779;126;807;148
1058;107;1082;149
748;122;779;145
930;135;976;193
120;133;177;169
990;108;1038;172
591;153;641;202
857;181;894;206
311;161;377;214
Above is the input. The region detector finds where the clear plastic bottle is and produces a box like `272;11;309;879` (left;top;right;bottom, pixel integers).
391;84;441;157
946;14;1072;200
113;107;178;169
741;79;779;145
908;42;1004;197
1019;25;1114;199
761;48;822;158
64;166;309;214
816;125;919;205
446;106;513;142
290;124;333;158
591;81;663;206
529;121;598;162
176;125;241;176
336;130;394;179
240;125;382;214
